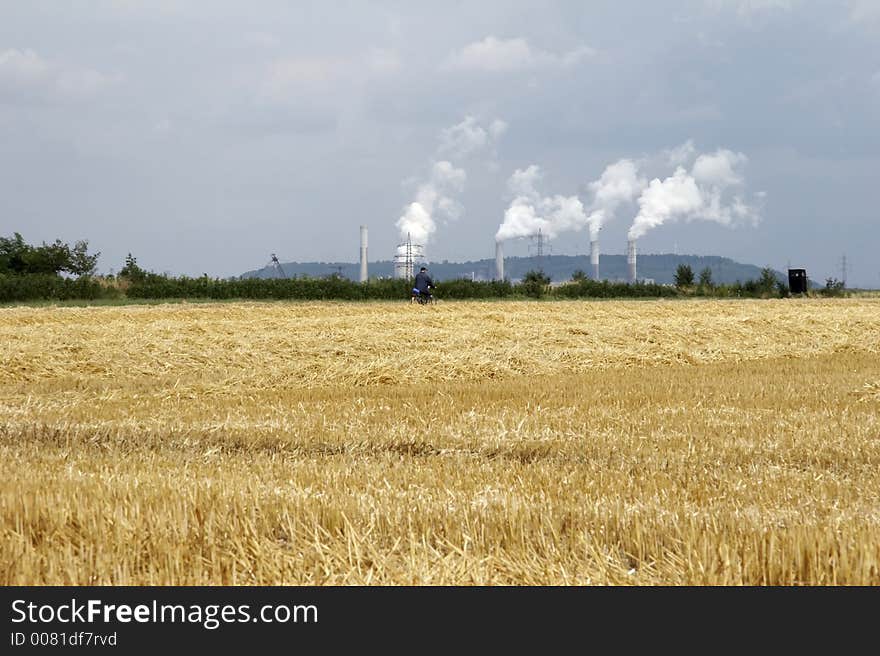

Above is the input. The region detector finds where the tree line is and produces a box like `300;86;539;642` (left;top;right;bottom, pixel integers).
0;233;847;303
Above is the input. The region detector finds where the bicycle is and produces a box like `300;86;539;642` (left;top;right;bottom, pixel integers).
410;287;436;305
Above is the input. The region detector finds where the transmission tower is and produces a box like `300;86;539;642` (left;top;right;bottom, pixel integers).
529;229;550;271
393;233;424;279
268;253;287;279
839;254;848;287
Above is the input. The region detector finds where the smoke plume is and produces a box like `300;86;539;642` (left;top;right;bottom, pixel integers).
396;160;466;244
397;115;505;245
628;147;759;239
585;159;645;240
495;165;587;241
437;115;507;159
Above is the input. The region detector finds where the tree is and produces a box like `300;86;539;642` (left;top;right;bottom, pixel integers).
698;267;713;288
520;269;551;298
0;233;99;276
34;240;73;274
68;240;100;276
570;269;588;282
119;253;146;281
674;263;694;288
0;233;30;273
758;267;778;294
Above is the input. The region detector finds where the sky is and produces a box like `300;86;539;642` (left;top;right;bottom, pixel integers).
0;0;878;285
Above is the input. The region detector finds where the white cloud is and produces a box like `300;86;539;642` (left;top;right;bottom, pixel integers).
441;36;594;73
0;48;119;103
0;49;50;82
489;119;508;140
260;48;401;102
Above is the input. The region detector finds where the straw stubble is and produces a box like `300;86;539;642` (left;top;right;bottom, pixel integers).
2;299;878;584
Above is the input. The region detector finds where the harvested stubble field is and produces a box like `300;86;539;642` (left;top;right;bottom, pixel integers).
2;298;880;585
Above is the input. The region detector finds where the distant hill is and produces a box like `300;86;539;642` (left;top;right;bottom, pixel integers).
240;253;798;286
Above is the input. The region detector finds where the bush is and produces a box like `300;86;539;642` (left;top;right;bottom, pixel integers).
818;278;846;298
552;279;677;299
0;274;119;303
519;270;551;298
0;268;844;304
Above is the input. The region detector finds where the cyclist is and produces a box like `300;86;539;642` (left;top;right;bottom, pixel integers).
411;266;435;304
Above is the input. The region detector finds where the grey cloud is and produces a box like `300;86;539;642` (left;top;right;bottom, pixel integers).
0;1;878;286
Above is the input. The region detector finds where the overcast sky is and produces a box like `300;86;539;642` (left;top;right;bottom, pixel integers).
1;0;878;284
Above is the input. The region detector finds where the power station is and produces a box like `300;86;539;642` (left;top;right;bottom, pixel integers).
392;233;425;280
256;226;792;288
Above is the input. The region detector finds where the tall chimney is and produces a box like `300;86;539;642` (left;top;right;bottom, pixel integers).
627;239;637;283
590;239;599;280
359;225;368;282
495;241;504;280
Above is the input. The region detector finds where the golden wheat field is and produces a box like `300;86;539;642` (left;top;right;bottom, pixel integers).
2;298;880;585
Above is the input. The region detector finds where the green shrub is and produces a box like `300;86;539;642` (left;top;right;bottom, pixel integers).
0;274;119;303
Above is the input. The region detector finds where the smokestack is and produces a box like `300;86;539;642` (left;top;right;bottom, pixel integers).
590;239;599;280
359;225;368;282
627;239;637;283
495;241;504;280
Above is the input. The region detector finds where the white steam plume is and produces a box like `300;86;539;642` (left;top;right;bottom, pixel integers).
628;147;761;240
396;160;466;244
438;115;508;159
628;167;703;239
397;116;505;245
495;165;587;241
585;159;645;240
